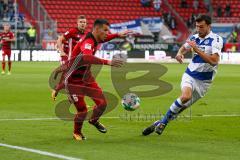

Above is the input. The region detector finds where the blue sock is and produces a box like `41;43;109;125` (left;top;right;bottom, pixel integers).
154;98;184;126
154;109;175;126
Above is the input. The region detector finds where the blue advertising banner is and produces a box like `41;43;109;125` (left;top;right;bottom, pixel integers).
110;20;142;34
110;17;163;34
212;24;234;42
141;17;162;32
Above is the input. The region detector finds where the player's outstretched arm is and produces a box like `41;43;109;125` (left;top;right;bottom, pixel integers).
107;59;124;67
79;54;123;67
175;45;188;64
56;35;67;56
104;30;134;42
117;30;134;38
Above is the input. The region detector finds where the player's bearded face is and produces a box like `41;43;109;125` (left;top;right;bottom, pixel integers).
196;21;210;38
98;24;109;41
77;19;87;31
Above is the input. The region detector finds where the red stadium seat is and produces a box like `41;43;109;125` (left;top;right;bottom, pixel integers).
39;0;163;33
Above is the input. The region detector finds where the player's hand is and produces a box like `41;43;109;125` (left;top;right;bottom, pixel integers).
60;51;67;57
2;37;10;41
51;89;58;101
186;40;203;55
108;59;124;67
118;30;134;38
186;40;197;49
175;54;184;64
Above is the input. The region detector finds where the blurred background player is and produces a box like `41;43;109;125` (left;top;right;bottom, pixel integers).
56;15;87;65
142;14;223;136
52;15;87;98
0;23;15;75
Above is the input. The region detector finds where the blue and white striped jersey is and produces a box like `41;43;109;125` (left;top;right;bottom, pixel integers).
183;31;223;82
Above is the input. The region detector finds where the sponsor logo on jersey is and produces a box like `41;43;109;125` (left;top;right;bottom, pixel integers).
85;43;92;50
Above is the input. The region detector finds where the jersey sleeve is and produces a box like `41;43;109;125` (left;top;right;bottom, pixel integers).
212;35;223;56
103;33;119;42
80;39;109;65
80;39;94;55
10;32;14;39
63;28;74;40
81;55;109;65
71;42;82;58
72;38;109;66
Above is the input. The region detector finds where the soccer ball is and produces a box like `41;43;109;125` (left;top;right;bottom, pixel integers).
121;93;140;111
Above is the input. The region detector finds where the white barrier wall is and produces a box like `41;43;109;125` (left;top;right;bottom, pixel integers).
0;50;240;64
221;52;240;64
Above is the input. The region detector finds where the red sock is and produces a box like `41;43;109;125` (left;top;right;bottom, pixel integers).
74;111;87;134
74;118;84;134
8;61;12;72
2;62;5;71
89;98;107;124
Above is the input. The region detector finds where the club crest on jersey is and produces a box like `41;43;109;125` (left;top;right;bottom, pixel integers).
85;43;92;50
204;39;209;45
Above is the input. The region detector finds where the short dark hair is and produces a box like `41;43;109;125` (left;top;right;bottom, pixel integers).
78;15;86;19
93;19;109;28
195;14;211;25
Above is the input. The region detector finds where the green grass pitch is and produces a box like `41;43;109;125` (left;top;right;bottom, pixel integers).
0;62;239;160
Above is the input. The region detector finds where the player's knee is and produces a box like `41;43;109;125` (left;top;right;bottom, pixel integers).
180;94;192;103
101;99;107;108
75;101;87;113
97;99;107;109
78;106;87;113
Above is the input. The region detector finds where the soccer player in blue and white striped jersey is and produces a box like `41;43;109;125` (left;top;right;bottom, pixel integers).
142;14;223;136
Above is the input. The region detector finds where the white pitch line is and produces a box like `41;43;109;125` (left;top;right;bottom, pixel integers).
0;117;119;121
0;143;83;160
0;118;64;121
0;114;239;121
193;114;240;117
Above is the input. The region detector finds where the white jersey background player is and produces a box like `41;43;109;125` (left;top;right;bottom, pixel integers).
142;14;223;136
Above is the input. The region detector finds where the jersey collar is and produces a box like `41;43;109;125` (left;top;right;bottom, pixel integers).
89;32;98;46
200;31;213;39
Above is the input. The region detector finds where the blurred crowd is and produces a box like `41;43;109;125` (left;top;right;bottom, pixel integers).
140;0;162;12
0;0;24;27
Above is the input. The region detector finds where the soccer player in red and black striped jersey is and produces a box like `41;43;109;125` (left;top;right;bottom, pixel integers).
53;15;124;97
0;23;15;75
53;15;87;98
52;19;132;141
56;15;87;64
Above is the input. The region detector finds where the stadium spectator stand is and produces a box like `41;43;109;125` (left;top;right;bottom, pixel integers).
39;0;163;33
212;0;240;23
168;0;208;22
4;0;239;46
168;0;240;23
